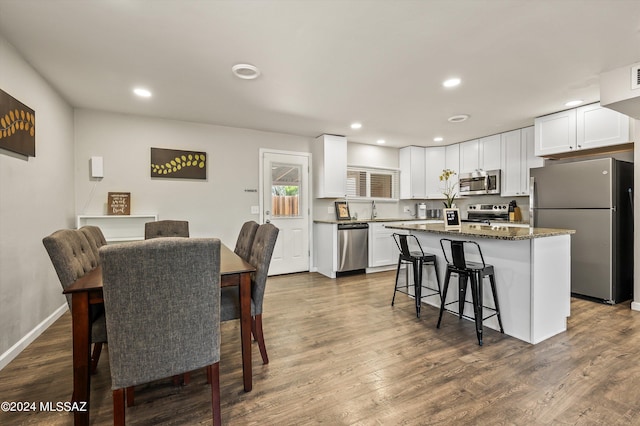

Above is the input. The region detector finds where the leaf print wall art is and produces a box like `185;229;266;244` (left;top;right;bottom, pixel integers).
0;88;35;157
151;147;207;180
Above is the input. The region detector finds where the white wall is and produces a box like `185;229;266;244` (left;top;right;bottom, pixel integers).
0;35;75;367
74;109;312;247
633;121;640;311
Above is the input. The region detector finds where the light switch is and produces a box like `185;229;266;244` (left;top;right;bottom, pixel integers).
251;205;260;214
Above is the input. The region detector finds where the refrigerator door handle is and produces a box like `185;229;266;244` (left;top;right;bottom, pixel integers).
529;176;535;227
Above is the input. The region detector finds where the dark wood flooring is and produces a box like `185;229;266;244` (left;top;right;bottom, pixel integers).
1;270;640;425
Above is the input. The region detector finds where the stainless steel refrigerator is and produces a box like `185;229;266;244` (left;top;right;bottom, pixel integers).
530;158;633;303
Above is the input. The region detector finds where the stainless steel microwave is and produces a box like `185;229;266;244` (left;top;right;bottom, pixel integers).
459;170;501;195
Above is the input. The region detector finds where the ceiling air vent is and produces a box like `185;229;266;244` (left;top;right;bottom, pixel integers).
632;64;640;90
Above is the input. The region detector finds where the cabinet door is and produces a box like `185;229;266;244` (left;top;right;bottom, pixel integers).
523;126;544;195
459;140;479;173
576;103;630;150
425;146;446;198
534;109;577;156
369;223;401;267
500;129;523;196
445;144;460;193
480;134;501;170
313;134;347;198
399;146;426;199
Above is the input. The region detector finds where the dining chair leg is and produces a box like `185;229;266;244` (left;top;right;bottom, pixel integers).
113;388;126;426
90;342;102;374
209;363;222;426
126;386;135;407
252;314;269;364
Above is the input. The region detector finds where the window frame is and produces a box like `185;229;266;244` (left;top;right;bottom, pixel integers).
346;165;400;201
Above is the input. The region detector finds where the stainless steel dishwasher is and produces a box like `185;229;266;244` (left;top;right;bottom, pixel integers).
337;222;368;273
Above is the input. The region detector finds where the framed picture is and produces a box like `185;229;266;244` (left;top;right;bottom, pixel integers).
443;208;461;230
108;192;131;215
335;201;351;220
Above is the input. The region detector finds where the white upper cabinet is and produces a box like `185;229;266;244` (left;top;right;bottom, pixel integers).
424;146;446;198
460;135;501;173
399;146;426;199
501;127;543;197
459;139;479;173
576;103;630;149
312;134;347;198
480;134;502;170
445;143;460;187
535;103;630;156
534;109;576;156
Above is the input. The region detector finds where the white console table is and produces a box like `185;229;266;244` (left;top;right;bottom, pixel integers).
76;214;157;243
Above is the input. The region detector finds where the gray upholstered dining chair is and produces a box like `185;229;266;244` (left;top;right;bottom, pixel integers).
234;220;259;261
221;223;279;364
79;225;108;259
99;237;222;426
144;220;190;239
43;229;107;374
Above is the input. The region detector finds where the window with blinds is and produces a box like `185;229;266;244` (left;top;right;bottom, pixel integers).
346;166;399;200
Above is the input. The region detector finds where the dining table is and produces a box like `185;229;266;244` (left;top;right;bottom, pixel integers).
63;243;256;426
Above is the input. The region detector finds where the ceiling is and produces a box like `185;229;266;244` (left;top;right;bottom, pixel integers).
1;0;640;148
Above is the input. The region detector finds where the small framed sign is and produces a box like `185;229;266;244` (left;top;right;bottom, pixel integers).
335;201;351;220
108;192;131;215
443;208;461;230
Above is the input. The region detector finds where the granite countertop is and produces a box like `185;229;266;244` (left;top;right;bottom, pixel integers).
314;218;442;224
385;223;575;240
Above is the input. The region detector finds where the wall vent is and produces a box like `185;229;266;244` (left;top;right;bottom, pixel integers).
632;64;640;90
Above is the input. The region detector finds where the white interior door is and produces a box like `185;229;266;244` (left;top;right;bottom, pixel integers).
261;150;310;275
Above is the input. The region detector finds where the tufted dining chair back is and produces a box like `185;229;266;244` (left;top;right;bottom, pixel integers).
234;220;259;261
79;225;108;261
144;220;190;239
221;223;279;364
43;228;107;373
43;229;100;308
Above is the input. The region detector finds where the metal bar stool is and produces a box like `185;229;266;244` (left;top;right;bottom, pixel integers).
437;238;504;345
391;233;442;318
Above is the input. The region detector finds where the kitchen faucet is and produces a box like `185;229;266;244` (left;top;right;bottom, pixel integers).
371;200;377;219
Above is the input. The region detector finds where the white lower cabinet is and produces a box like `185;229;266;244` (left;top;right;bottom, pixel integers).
368;222;405;268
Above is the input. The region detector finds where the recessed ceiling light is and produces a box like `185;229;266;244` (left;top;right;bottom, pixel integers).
376;139;386;144
443;78;461;88
565;100;583;107
433;137;444;142
232;63;261;80
133;88;152;98
350;122;362;129
448;114;470;123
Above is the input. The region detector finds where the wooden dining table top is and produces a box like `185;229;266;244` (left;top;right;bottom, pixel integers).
64;244;255;294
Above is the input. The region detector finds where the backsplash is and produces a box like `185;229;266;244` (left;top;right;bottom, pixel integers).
313;195;531;222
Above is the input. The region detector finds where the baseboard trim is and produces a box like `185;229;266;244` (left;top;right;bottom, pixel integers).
0;304;68;371
631;301;640;312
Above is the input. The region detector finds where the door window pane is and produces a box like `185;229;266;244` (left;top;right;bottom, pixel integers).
271;163;301;217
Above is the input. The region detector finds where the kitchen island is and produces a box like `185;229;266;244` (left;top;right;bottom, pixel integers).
386;223;575;344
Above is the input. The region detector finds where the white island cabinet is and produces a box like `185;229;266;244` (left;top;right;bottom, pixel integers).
386;223;574;345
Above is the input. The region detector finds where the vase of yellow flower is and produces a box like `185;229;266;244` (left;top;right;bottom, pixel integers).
439;168;457;208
